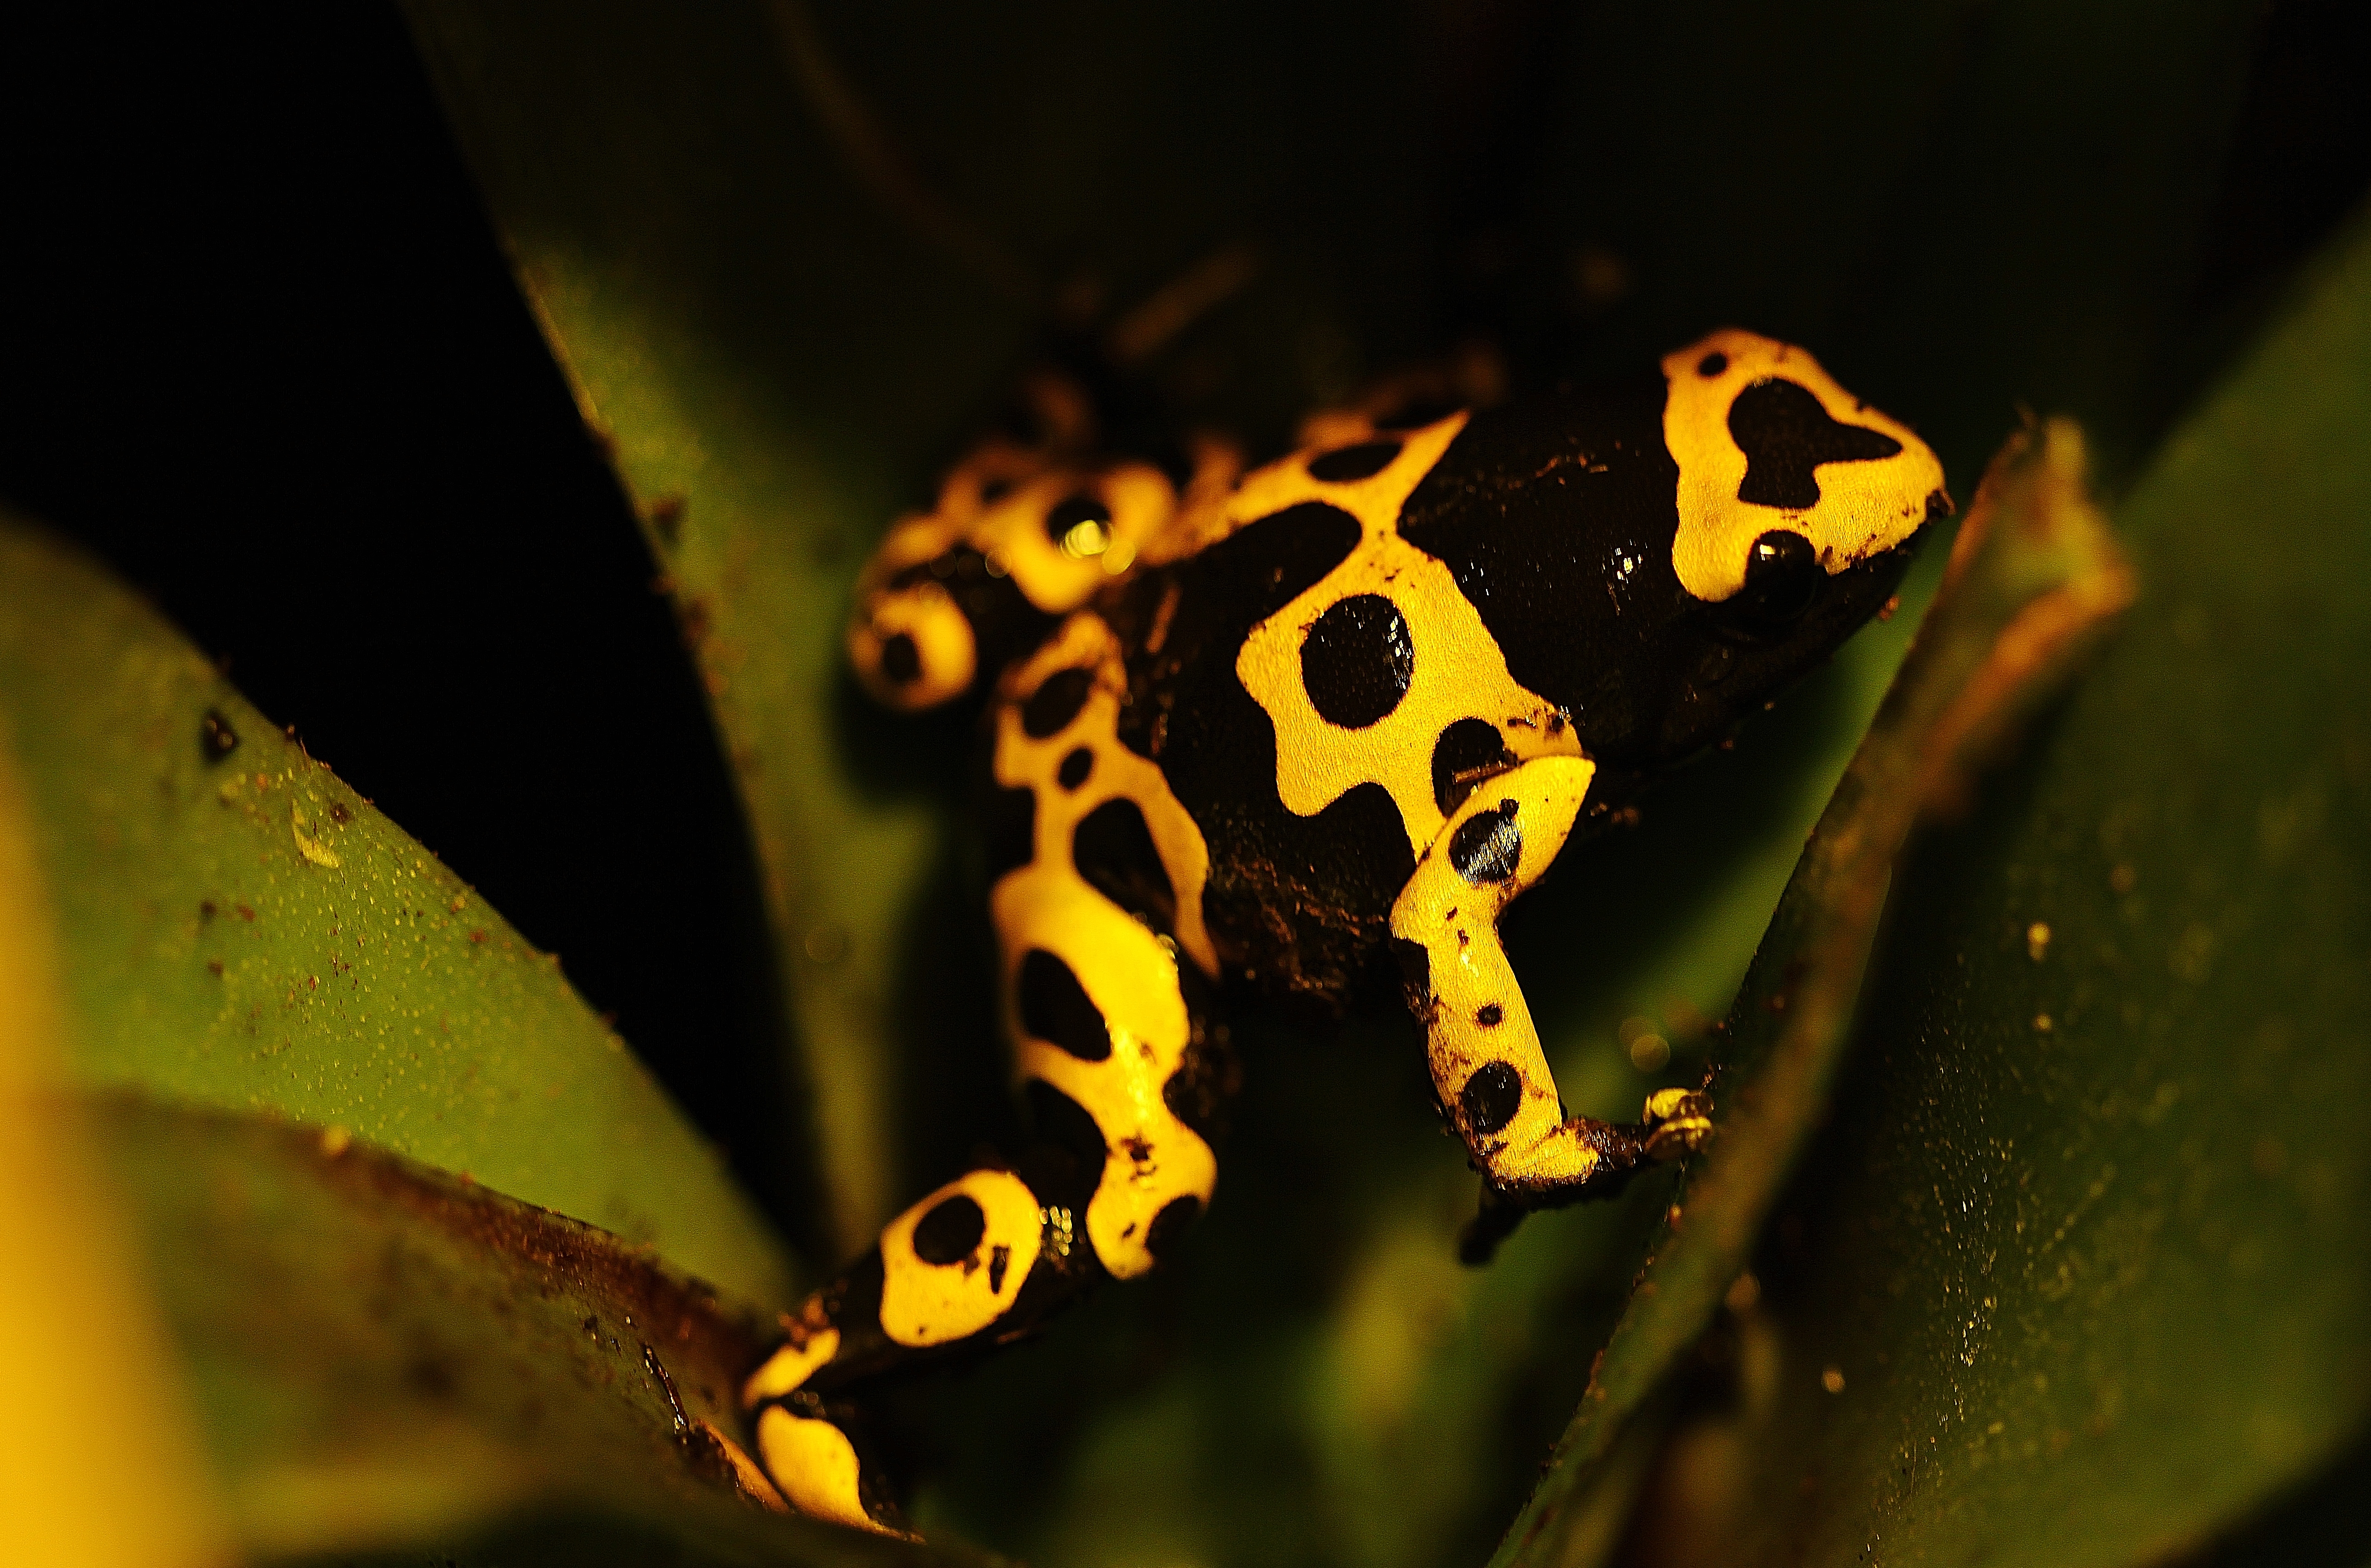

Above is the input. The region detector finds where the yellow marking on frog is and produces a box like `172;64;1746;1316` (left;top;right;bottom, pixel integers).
1641;1086;1714;1158
740;1324;841;1406
996;872;1215;1279
847;508;975;709
1392;762;1709;1192
992;617;1219;1278
851;431;1246;709
1662;328;1944;604
971;462;1174;608
847;578;977;709
877;1168;1043;1348
1391;756;1606;1188
996;616;1217;974
1229;414;1581;855
754;1407;895;1534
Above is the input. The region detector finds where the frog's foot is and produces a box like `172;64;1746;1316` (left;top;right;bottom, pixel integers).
740;1164;1075;1535
748;1404;906;1538
741;1299;908;1536
1642;1087;1715;1162
1497;1088;1716;1196
743;1134;1228;1531
1451;1094;1713;1265
1390;759;1713;1265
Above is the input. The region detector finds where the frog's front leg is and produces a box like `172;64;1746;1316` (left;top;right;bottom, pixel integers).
1389;756;1714;1264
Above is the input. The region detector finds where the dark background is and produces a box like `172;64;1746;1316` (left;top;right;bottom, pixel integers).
2;1;2366;1249
0;7;790;1214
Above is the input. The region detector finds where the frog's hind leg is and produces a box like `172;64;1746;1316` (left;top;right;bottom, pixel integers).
740;1158;1104;1536
742;947;1230;1533
988;612;1234;1280
745;613;1236;1532
1388;756;1714;1264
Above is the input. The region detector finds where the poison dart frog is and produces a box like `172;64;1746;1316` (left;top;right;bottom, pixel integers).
743;329;1949;1532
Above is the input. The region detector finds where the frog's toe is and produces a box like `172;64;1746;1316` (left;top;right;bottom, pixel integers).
1641;1089;1714;1160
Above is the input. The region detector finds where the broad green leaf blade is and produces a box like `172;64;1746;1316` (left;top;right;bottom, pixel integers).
1632;200;2371;1568
1499;421;2139;1568
92;1095;977;1567
0;729;231;1568
0;520;791;1308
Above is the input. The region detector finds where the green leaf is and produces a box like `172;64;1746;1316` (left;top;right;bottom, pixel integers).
90;1093;981;1567
1642;196;2371;1568
0;520;792;1309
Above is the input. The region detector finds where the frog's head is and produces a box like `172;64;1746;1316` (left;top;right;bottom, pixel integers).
1397;329;1950;777
1634;327;1951;760
1659;329;1944;601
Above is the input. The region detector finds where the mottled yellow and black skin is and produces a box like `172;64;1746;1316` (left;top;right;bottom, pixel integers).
748;330;1949;1532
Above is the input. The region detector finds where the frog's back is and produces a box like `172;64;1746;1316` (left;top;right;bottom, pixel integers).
1089;355;1940;1010
1103;493;1414;1007
853;332;1946;1016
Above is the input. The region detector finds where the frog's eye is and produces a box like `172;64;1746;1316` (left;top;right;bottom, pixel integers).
1728;530;1823;637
